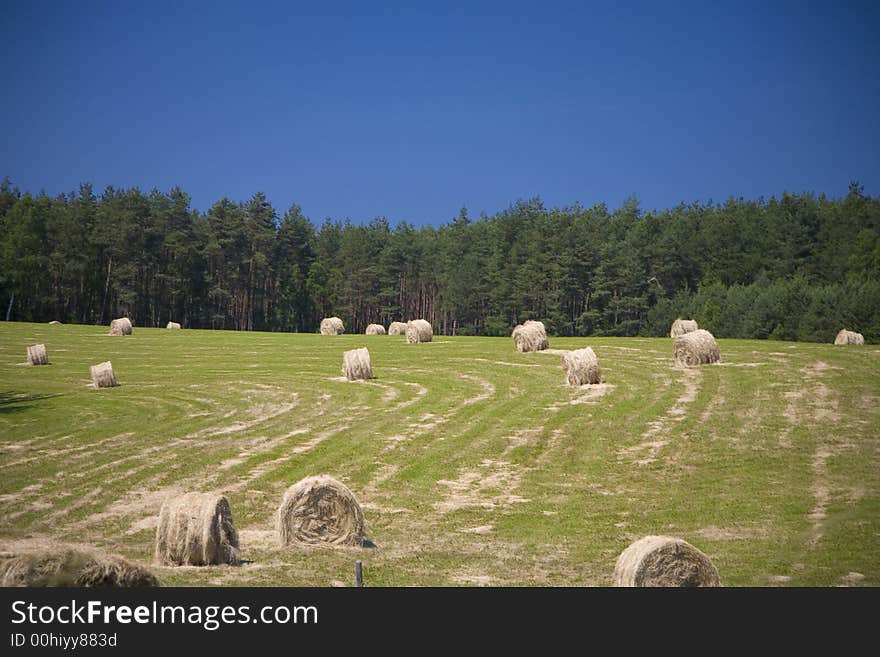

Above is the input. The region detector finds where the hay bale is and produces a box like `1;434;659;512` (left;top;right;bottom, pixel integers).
613;535;721;587
27;343;49;366
90;361;118;388
166;321;182;330
342;347;373;380
834;329;864;346
512;320;549;352
365;323;386;335
320;316;345;335
562;347;601;385
670;318;698;338
405;319;433;344
276;475;366;547
673;329;720;367
388;321;407;336
109;317;132;336
155;492;240;566
48;320;62;325
0;546;158;587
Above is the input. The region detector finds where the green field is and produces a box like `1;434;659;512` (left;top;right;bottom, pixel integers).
1;322;878;586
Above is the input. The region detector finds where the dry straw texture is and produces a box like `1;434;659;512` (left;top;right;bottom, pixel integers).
669;318;698;338
155;492;240;566
512;320;549;352
27;343;49;366
388;321;407;335
166;321;182;330
834;329;864;345
342;347;373;381
90;361;118;388
365;323;386;335
562;347;601;385
320;316;345;335
109;317;132;336
276;475;365;547
405;319;433;344
613;535;721;587
1;547;158;587
673;329;720;367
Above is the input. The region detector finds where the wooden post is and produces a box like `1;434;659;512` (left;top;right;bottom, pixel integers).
355;560;363;588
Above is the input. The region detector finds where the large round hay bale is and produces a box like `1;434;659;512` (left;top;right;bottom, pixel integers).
834;329;864;346
388;321;407;336
276;475;365;547
562;347;601;385
27;343;49;366
512;320;549;352
669;318;698;338
166;321;182;330
365;323;386;335
405;319;433;344
320;316;345;335
342;347;373;380
673;329;720;367
90;361;118;388
0;546;158;587
109;317;132;336
613;535;721;587
155;492;240;566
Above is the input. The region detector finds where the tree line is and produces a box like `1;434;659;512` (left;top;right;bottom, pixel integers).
1;178;877;342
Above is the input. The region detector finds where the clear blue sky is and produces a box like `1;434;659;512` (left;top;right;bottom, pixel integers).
2;0;878;225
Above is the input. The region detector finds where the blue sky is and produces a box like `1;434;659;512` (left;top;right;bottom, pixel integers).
2;1;878;224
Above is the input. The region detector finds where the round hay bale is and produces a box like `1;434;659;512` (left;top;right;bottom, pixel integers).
90;361;118;388
670;318;698;338
109;317;132;336
562;347;601;385
512;320;549;352
166;321;182;330
48;320;62;325
0;546;158;587
27;343;49;366
320;316;345;335
365;323;386;335
834;329;864;346
405;319;433;344
276;475;365;547
613;535;721;587
342;347;373;380
155;492;240;566
673;329;720;367
388;321;407;336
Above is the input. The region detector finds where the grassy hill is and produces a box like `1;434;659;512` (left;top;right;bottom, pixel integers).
1;322;877;586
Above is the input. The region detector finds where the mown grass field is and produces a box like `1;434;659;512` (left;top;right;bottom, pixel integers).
1;321;878;586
